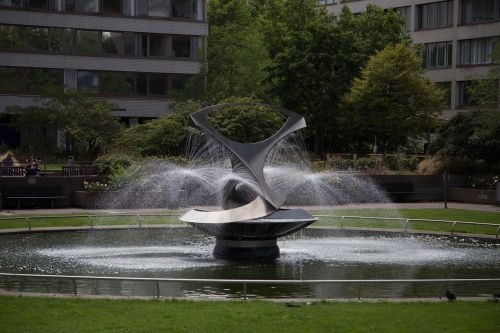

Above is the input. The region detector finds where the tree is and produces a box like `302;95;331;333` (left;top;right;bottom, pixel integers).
269;3;410;157
341;44;443;152
269;0;338;157
10;90;123;159
112;97;287;156
112;100;200;157
208;97;285;143
466;40;500;109
203;0;271;103
431;109;500;172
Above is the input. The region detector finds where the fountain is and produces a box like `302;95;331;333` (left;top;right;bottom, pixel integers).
179;103;317;259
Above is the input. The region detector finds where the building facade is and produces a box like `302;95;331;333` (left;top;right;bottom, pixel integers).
0;0;208;147
319;0;500;119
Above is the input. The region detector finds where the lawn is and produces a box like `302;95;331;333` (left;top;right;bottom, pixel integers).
0;213;181;229
312;208;500;235
0;296;498;333
0;208;499;235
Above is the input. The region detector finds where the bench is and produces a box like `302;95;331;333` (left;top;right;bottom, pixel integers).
62;166;100;176
0;167;25;177
1;187;67;209
379;183;418;202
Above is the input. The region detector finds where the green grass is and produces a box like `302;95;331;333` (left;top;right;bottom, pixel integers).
0;214;180;229
311;208;500;235
0;296;498;333
0;208;499;235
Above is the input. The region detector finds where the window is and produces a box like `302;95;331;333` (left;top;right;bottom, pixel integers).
170;74;188;96
149;34;168;57
0;0;24;8
459;38;496;65
435;82;451;107
48;0;62;11
102;0;120;14
102;31;123;55
63;28;76;53
0;67;24;92
172;0;193;18
76;29;100;54
172;35;191;57
49;28;64;52
417;1;453;29
461;0;500;24
396;6;411;32
458;81;476;107
123;0;135;15
0;25;25;51
148;0;169;17
26;0;47;10
102;71;135;95
65;0;99;12
26;27;49;51
136;73;147;95
27;68;63;93
77;71;99;92
124;32;147;57
148;73;168;95
422;41;453;68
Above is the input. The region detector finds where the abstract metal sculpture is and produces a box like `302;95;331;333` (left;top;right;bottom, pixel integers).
179;103;317;259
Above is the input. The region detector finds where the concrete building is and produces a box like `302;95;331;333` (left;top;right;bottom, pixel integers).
319;0;500;119
0;0;208;147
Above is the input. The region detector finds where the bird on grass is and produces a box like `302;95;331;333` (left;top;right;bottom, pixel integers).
285;302;302;307
445;290;457;301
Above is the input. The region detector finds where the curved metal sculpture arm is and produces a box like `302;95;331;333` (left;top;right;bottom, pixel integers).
190;103;306;209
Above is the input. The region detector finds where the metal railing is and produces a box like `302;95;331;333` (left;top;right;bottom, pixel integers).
0;213;181;232
1;272;499;299
314;215;500;238
0;214;499;238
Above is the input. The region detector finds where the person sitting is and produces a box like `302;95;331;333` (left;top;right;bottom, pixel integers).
25;155;37;176
2;153;13;167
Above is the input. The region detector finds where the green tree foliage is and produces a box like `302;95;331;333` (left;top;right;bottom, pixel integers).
112;101;200;157
208;97;285;143
112;97;287;156
10;90;122;159
466;40;500;109
431;110;500;172
341;44;443;152
269;3;409;156
269;2;337;157
204;0;271;102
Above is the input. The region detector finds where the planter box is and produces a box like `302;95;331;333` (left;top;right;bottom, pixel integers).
71;190;104;209
448;187;496;205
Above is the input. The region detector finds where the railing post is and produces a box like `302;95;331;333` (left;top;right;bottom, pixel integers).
89;216;94;230
243;282;247;300
72;279;78;296
496;225;500;239
451;222;457;235
25;217;31;232
156;280;160;298
340;216;345;229
138;214;142;228
357;283;362;300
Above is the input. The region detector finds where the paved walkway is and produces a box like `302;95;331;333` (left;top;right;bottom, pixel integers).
0;202;499;216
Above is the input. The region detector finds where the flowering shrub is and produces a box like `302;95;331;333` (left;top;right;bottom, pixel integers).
467;175;500;190
84;181;108;192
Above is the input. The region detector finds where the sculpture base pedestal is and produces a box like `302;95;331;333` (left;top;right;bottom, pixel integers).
213;239;279;259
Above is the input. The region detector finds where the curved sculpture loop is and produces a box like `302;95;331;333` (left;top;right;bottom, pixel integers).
179;103;317;259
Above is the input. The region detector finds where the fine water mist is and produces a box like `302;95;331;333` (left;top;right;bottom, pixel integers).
101;132;391;209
